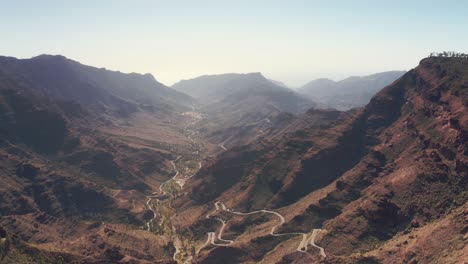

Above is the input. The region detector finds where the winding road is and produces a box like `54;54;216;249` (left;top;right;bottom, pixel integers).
198;201;326;260
141;132;325;262
142;109;325;263
144;197;155;231
142;111;207;263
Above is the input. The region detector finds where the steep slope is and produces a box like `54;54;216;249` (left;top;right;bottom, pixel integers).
313;56;467;263
0;55;193;116
299;71;405;110
179;57;466;263
1;53;465;264
186;108;357;209
0;61;189;263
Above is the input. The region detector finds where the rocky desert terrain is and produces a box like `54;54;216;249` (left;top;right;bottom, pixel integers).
0;55;466;264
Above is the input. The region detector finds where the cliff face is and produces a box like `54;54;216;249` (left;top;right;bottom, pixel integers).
1;54;466;263
314;57;467;263
185;57;467;263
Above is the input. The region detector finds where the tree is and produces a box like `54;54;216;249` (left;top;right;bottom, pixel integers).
429;51;468;58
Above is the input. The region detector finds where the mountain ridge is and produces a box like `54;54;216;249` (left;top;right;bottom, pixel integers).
0;54;194;116
178;57;467;263
0;55;466;264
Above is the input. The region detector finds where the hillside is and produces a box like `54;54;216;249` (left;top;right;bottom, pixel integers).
0;54;465;264
299;71;405;110
0;56;200;263
0;54;197;155
177;57;467;263
173;73;315;148
0;80;182;263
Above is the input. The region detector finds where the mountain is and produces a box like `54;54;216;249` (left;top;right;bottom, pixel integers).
0;55;194;116
0;56;198;263
177;57;467;263
1;54;466;264
267;79;289;88
173;73;315;147
298;71;406;110
0;79;180;263
173;72;311;112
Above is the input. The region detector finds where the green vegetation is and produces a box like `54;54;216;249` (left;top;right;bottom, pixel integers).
139;123;208;263
429;51;468;58
162;180;182;195
426;55;468;104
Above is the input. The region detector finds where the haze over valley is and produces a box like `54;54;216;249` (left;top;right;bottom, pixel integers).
0;2;467;264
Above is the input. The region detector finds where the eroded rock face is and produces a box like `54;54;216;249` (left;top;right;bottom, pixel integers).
1;54;467;263
305;57;468;261
189;57;467;264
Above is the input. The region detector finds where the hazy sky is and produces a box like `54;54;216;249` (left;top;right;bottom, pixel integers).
1;0;467;87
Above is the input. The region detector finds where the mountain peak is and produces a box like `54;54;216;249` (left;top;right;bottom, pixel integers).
34;54;66;59
32;54;70;62
245;72;264;77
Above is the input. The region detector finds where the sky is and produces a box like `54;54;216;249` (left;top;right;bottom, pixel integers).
1;0;467;87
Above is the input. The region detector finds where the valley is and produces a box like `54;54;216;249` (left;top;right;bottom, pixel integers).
0;55;466;264
131;105;330;263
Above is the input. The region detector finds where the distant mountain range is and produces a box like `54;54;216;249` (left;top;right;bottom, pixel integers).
173;72;313;113
298;71;406;110
173;72;315;146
